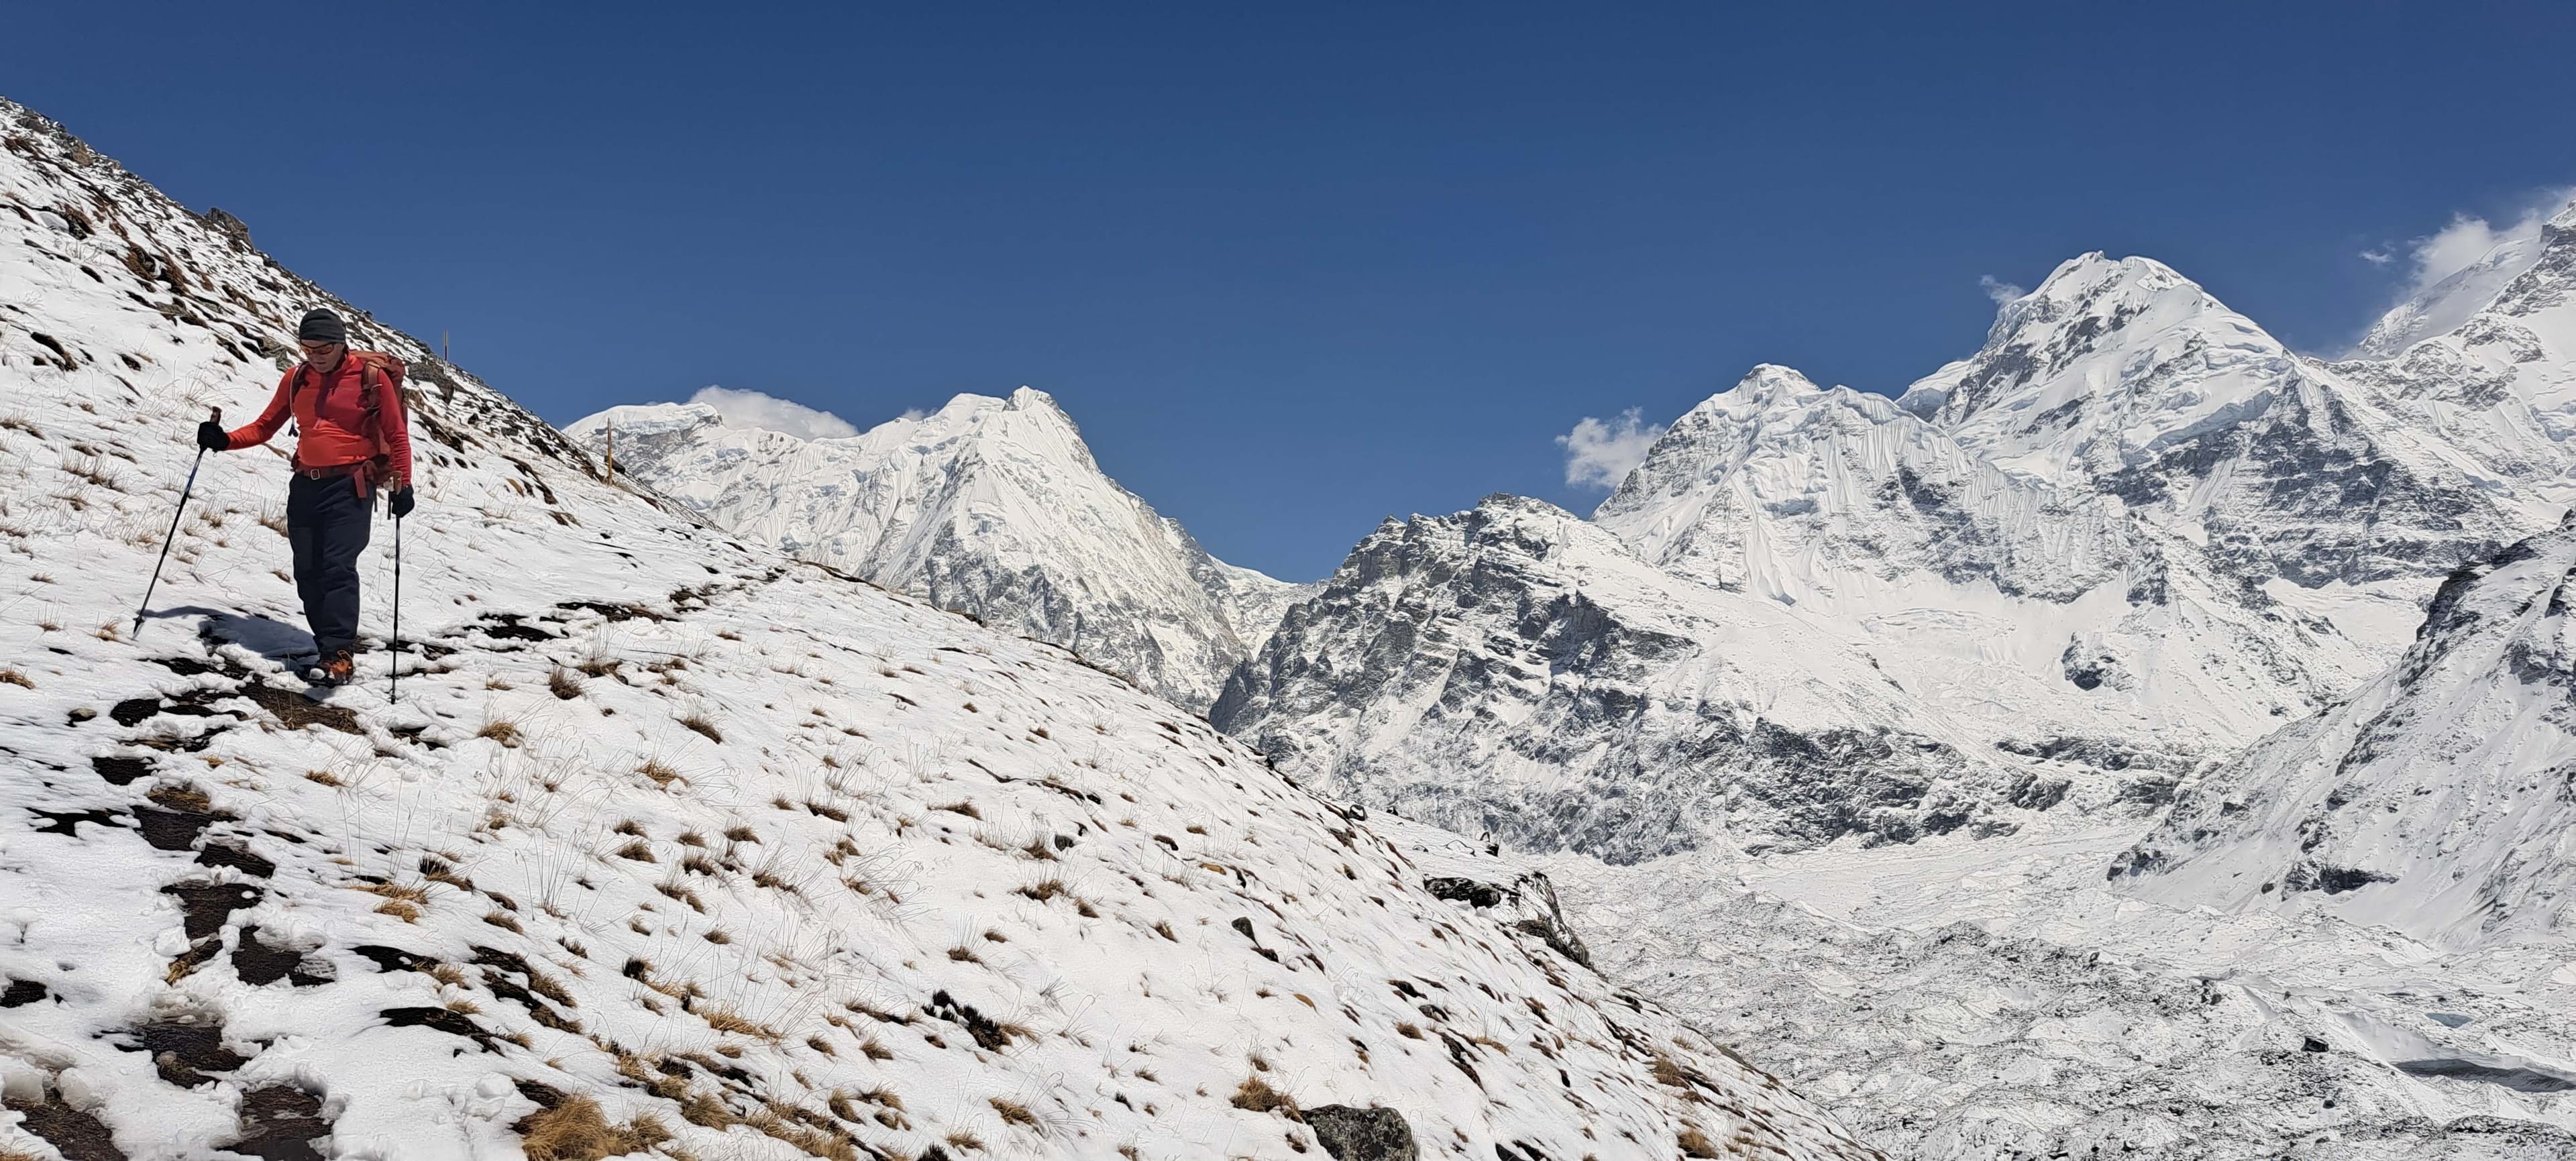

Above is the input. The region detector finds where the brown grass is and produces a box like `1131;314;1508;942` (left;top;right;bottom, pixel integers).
1014;879;1067;902
1230;1075;1297;1117
989;1097;1040;1129
678;713;722;743
615;840;655;863
374;900;420;922
0;669;32;689
549;668;583;700
947;946;982;964
933;801;982;820
515;1095;672;1161
639;759;680;787
1676;1125;1721;1158
303;769;343;787
698;1004;779;1040
477;720;523;747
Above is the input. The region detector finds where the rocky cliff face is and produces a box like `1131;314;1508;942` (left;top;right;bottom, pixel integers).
566;392;1299;711
1214;494;2039;861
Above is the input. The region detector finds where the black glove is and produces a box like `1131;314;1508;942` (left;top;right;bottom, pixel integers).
196;421;228;451
387;486;415;519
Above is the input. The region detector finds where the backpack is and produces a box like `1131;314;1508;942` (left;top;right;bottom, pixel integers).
288;351;407;494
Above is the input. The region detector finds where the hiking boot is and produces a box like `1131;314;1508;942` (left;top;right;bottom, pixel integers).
306;648;354;686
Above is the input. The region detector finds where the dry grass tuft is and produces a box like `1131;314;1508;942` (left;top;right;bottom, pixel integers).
1231;1075;1297;1117
678;712;722;744
1676;1125;1721;1158
1014;879;1067;902
698;1004;779;1040
303;769;343;787
946;1130;985;1152
615;840;655;863
1018;836;1058;861
374;899;420;922
947;946;982;964
638;759;680;787
548;667;583;700
515;1095;672;1161
477;719;523;747
0;669;32;689
933;800;983;820
989;1097;1040;1130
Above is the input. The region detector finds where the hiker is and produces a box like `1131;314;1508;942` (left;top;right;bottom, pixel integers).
196;307;415;685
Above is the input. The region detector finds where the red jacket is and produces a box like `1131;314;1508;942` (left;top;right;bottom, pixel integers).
225;355;413;488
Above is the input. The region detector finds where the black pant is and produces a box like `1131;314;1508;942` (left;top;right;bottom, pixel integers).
286;473;373;655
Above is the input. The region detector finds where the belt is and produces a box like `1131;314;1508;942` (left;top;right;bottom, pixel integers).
294;462;364;480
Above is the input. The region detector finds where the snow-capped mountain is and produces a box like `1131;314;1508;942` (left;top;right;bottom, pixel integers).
1212;494;2047;861
2114;512;2576;948
0;95;1884;1161
1900;254;2552;591
1218;237;2576;1155
2350;203;2564;362
2333;193;2576;495
1593;363;2390;753
564;393;1299;712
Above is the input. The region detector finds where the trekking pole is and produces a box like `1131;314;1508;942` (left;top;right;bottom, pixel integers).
390;512;402;703
135;407;219;639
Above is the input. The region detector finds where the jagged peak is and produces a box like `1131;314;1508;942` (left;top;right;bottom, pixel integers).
2004;253;2219;333
1898;250;2280;436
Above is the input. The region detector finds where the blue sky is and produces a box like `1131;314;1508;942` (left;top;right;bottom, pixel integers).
13;2;2575;580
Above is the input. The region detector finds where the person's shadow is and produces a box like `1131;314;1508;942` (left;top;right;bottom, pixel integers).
145;606;314;664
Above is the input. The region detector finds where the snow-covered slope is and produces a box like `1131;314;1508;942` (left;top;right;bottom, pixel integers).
1899;254;2551;592
2113;512;2576;949
564;394;1299;712
0;95;1882;1161
1213;494;2066;861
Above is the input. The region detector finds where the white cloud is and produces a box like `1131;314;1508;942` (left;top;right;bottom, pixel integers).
2357;248;2393;266
688;386;859;441
1978;274;2025;305
1556;408;1666;490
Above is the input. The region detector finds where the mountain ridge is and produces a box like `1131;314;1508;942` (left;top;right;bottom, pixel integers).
565;388;1302;711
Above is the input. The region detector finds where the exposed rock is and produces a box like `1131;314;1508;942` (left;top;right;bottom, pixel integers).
1303;1104;1419;1161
